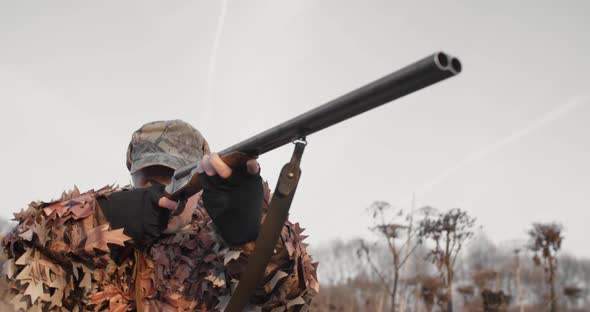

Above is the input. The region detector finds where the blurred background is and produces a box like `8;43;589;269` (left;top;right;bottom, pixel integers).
1;1;589;310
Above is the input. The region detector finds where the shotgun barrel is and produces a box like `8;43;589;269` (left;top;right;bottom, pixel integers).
221;51;461;156
165;51;462;199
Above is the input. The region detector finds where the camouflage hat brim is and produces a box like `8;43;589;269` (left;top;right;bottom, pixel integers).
129;152;188;174
126;120;210;174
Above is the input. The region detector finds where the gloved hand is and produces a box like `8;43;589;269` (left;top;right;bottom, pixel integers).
159;153;263;245
99;182;172;243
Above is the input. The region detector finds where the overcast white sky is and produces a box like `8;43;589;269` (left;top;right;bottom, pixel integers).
1;1;589;257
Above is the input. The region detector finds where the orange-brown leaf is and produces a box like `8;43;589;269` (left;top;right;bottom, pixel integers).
32;218;50;246
82;224;131;253
24;280;44;303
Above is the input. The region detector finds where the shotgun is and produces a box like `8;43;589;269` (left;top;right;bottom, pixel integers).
164;51;462;312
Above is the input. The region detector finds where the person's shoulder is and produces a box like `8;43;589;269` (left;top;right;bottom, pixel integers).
11;184;121;224
3;184;131;261
1;185;133;311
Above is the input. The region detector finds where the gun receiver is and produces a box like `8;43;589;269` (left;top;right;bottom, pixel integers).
165;51;462;200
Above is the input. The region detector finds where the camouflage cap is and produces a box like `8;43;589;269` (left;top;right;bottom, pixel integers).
126;120;210;174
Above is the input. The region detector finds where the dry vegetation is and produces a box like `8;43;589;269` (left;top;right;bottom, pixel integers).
310;203;590;312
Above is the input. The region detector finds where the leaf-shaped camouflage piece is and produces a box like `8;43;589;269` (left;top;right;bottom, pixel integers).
24;280;44;304
81;224;131;253
31;218;50;246
19;229;33;241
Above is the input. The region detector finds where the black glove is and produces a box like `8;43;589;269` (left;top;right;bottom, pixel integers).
200;165;263;245
98;183;170;244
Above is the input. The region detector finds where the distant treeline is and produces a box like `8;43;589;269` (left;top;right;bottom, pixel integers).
308;203;589;312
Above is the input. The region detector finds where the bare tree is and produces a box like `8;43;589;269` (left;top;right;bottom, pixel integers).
418;208;477;312
358;201;421;312
527;222;563;312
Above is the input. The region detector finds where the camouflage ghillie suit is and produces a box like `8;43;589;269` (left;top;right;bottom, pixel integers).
1;182;318;311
